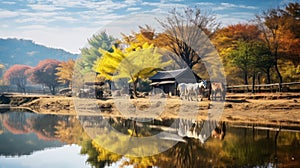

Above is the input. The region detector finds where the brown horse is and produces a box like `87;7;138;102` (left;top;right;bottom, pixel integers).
211;121;226;140
208;81;226;101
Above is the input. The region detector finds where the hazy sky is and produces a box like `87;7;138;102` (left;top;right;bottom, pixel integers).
0;0;293;54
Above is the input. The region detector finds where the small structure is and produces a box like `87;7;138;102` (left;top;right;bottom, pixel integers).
78;81;105;99
149;67;202;95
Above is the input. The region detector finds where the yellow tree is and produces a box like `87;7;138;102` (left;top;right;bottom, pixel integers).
122;25;185;70
56;59;75;88
94;42;172;97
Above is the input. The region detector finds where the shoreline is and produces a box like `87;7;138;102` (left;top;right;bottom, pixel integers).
1;92;300;127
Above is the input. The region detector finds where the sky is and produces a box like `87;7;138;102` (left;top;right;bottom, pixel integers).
0;0;295;54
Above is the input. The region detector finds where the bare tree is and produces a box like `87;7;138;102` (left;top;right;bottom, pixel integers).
156;7;220;69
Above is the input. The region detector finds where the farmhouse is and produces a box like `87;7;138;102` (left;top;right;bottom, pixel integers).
149;67;202;95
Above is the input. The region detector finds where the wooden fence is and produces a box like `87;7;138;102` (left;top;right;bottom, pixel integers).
226;82;300;93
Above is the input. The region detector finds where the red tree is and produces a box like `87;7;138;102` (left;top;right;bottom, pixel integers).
30;59;61;95
3;64;32;93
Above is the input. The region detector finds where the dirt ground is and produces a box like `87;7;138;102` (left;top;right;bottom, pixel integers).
16;92;300;127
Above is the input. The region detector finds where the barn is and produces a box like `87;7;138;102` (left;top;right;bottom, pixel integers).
149;67;202;95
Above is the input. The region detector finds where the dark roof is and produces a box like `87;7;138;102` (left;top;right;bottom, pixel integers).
150;68;189;80
84;81;105;86
149;67;201;81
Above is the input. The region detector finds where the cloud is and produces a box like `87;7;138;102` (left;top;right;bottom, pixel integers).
28;4;65;11
215;13;251;26
53;16;77;22
1;24;9;28
126;7;141;11
220;3;257;10
16;17;54;24
17;25;48;30
1;1;16;5
196;2;215;6
142;1;186;8
105;12;163;38
0;10;18;18
1;26;99;54
0;0;280;55
124;0;141;5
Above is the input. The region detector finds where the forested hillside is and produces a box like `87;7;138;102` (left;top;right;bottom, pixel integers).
0;38;78;68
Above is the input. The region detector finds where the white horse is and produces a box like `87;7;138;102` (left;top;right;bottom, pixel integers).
177;83;187;100
177;80;207;101
185;83;200;101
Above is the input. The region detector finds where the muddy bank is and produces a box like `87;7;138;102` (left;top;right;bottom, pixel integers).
1;92;300;127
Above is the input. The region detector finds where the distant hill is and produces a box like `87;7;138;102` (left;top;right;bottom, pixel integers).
0;38;78;68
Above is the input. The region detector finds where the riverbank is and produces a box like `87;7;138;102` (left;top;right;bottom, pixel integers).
1;92;300;127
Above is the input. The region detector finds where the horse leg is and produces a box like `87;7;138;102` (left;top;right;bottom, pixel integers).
214;92;217;101
195;90;198;101
200;88;204;101
222;91;226;101
180;92;184;100
200;91;203;101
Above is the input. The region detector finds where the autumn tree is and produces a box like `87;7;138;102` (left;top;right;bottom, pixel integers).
255;7;285;87
157;7;220;69
3;64;32;93
255;2;300;86
122;25;172;49
212;24;268;84
0;64;7;89
282;2;300;38
94;43;172;97
56;59;75;88
30;59;61;95
279;2;300;81
0;64;4;78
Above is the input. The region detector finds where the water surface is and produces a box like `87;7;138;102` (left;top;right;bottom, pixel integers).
0;111;299;167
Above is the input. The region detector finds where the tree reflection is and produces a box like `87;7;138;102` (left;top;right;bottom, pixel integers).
2;112;298;167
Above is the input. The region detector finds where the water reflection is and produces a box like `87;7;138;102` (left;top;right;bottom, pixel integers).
0;112;63;156
0;112;299;167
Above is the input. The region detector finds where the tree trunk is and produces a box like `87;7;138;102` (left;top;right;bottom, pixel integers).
274;62;283;91
274;49;283;91
244;71;249;92
252;72;256;93
49;86;55;95
133;80;138;97
257;72;261;93
266;68;271;84
244;71;248;85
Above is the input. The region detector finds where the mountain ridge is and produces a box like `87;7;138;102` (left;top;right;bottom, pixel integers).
0;38;79;68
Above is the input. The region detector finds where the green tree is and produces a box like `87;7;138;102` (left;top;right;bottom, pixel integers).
78;31;116;75
94;43;172;97
230;41;273;91
254;42;273;84
230;41;256;85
